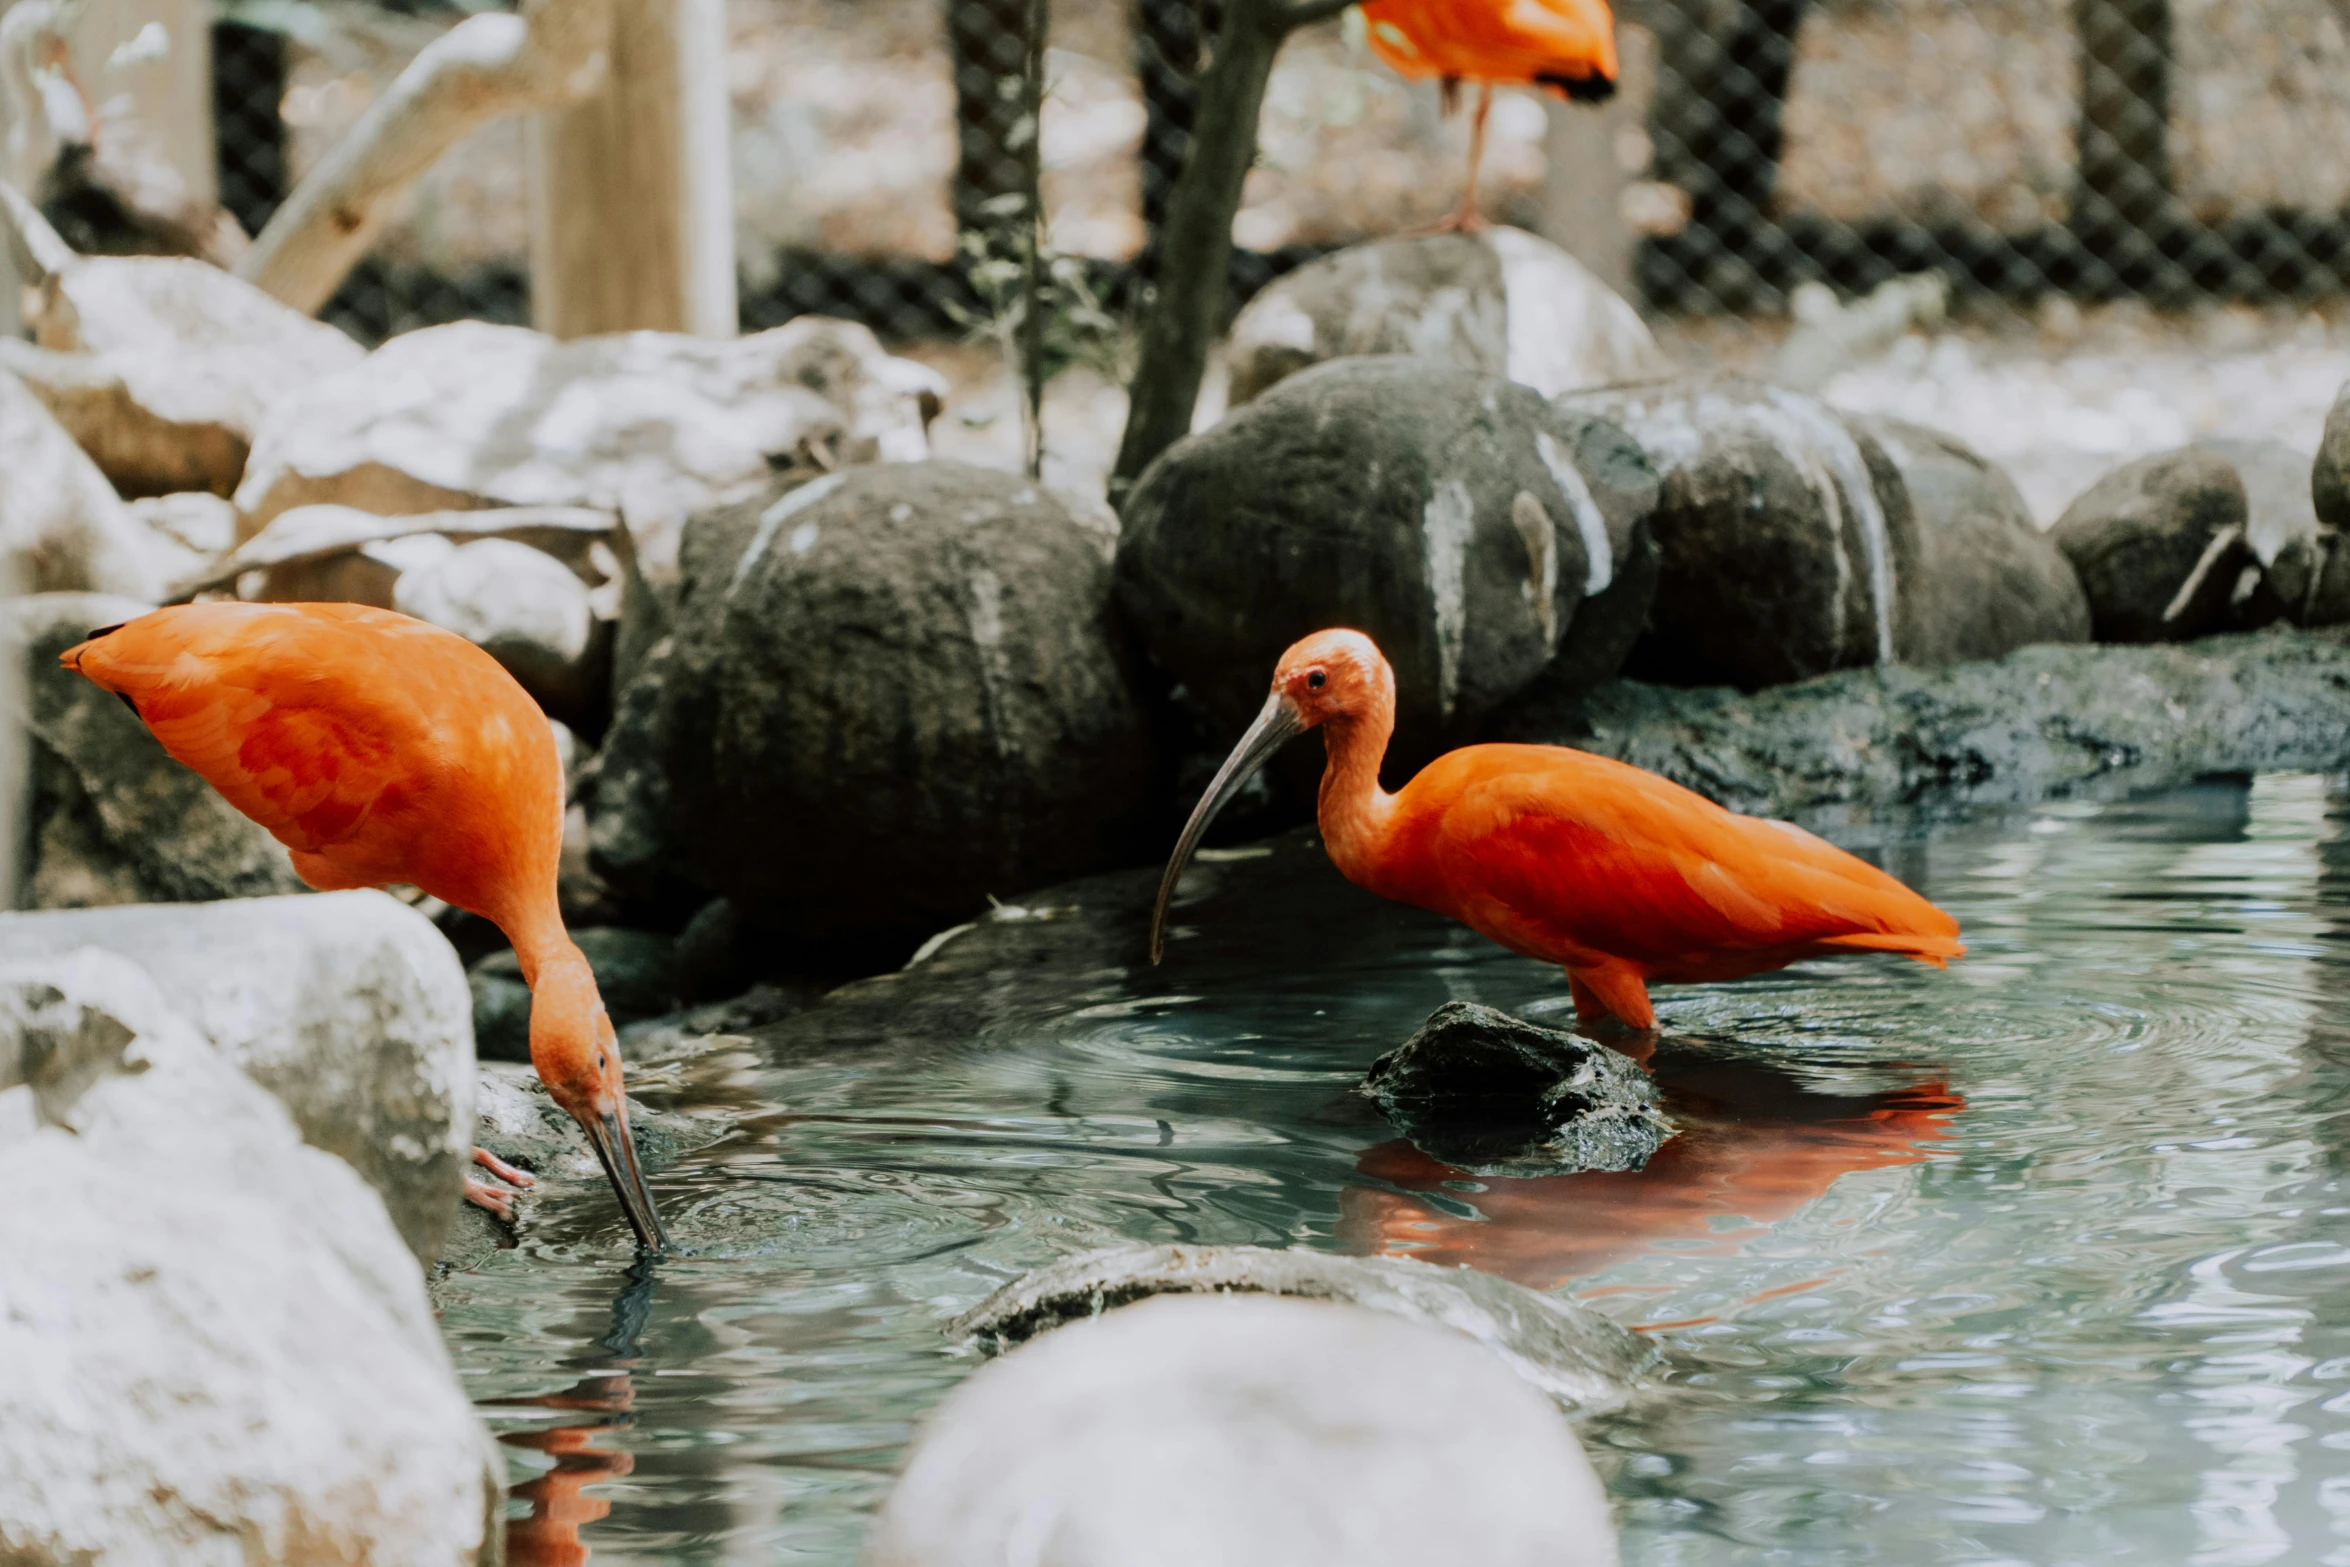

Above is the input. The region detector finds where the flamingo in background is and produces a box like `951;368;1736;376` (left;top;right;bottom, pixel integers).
1152;630;1963;1030
1360;0;1620;231
63;602;667;1250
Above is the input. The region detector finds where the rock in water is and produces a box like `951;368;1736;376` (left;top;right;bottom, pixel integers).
1225;226;1668;407
2050;448;2251;643
592;462;1159;948
0;950;501;1566
1362;1001;1670;1178
4;592;310;909
1117;359;1661;773
1851;415;2090;662
871;1295;1620;1567
1560;377;1918;690
233;316;945;581
0;892;475;1267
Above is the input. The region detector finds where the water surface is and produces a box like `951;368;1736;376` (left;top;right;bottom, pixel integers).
436;773;2350;1565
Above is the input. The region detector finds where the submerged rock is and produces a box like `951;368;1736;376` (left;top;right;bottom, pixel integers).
872;1295;1620;1567
1224;226;1667;407
2050;448;2251;643
1118;358;1661;774
0;891;474;1267
6;592;309;909
1363;1002;1670;1178
593;462;1159;950
0;950;500;1566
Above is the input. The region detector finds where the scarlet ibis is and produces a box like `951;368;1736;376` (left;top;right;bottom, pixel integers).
1360;0;1620;231
1151;630;1963;1029
63;602;667;1250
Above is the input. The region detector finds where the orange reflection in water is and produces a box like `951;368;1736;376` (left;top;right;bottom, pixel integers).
502;1373;636;1567
1339;1040;1964;1293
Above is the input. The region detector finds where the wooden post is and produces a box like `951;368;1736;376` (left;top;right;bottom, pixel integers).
70;0;217;209
1536;23;1654;298
527;0;736;338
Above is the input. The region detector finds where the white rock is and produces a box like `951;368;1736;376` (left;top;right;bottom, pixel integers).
0;949;499;1567
0;892;475;1267
1226;227;1668;408
0;368;169;600
234;316;947;580
395;536;604;719
868;1294;1619;1567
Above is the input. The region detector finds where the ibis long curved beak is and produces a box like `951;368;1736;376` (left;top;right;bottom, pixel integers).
1149;690;1306;963
577;1100;669;1252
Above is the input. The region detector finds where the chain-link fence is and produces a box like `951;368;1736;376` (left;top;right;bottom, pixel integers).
190;0;2350;346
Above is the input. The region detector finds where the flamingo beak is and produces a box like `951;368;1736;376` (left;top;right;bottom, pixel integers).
1149;690;1305;963
576;1100;670;1252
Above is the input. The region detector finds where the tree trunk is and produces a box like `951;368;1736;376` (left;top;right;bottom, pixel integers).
72;0;217;208
948;0;1037;248
529;0;736;337
1109;0;1282;503
1537;23;1653;297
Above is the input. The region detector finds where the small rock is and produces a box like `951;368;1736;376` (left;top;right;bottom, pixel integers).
870;1295;1619;1567
1225;225;1668;407
393;537;610;725
1851;415;2090;663
2190;438;2340;629
124;490;238;559
0;371;174;600
2051;447;2251;643
1362;1001;1670;1178
5;592;310;909
950;1242;1654;1416
0;891;475;1267
1118;358;1661;773
232;317;945;581
0;950;501;1566
1770;274;1947;393
671;896;743;1003
594;463;1161;948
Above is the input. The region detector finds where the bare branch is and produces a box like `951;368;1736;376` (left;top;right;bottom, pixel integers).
235;0;614;315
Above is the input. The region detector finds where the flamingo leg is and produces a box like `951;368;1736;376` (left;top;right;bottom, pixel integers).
1567;965;1656;1032
466;1146;537;1222
1453;82;1493;232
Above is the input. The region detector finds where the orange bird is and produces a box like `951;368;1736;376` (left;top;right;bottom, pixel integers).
1151;630;1963;1030
62;602;666;1250
1359;0;1620;231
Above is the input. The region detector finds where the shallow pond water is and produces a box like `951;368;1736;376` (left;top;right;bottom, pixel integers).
436;773;2350;1565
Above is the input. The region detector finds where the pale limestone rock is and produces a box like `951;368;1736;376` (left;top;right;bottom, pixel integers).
0;892;474;1267
0;370;169;600
394;536;605;720
0;948;500;1566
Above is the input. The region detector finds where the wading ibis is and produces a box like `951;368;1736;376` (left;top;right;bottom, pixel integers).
1360;0;1620;232
1151;630;1963;1029
63;602;667;1250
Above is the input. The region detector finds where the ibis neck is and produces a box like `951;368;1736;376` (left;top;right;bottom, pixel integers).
1315;704;1399;889
501;900;582;991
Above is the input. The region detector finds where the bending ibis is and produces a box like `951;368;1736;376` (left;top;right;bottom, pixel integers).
1359;0;1621;232
1150;630;1963;1029
62;602;667;1250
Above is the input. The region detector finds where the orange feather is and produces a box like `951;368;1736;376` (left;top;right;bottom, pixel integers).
1359;0;1619;97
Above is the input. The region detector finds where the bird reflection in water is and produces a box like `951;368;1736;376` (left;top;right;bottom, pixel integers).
1340;1034;1963;1293
500;1259;657;1566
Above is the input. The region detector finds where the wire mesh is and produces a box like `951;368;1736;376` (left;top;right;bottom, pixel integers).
192;0;2350;347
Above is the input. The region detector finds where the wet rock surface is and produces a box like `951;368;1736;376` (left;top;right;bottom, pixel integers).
1362;1002;1670;1178
1224;226;1667;407
1119;358;1661;775
0;891;475;1267
2050;447;2251;643
0;950;500;1566
5;592;309;909
592;462;1159;951
873;1294;1619;1567
1849;415;2090;662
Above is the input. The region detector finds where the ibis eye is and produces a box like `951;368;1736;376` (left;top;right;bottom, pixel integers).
1307;670;1326;690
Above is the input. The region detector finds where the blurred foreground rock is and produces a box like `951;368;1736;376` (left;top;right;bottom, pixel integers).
871;1294;1619;1567
0;373;179;599
5;592;308;908
0;949;499;1566
1363;1001;1670;1178
2050;447;2251;643
0;891;474;1266
233;317;946;579
593;462;1158;950
1119;358;1660;775
1224;227;1667;407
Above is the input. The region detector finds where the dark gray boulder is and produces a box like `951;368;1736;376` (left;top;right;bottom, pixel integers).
1361;1002;1670;1177
4;592;307;908
1850;416;2090;661
2050;448;2251;643
1559;377;1919;690
2191;437;2347;630
591;462;1159;949
2315;383;2350;538
1117;358;1661;776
